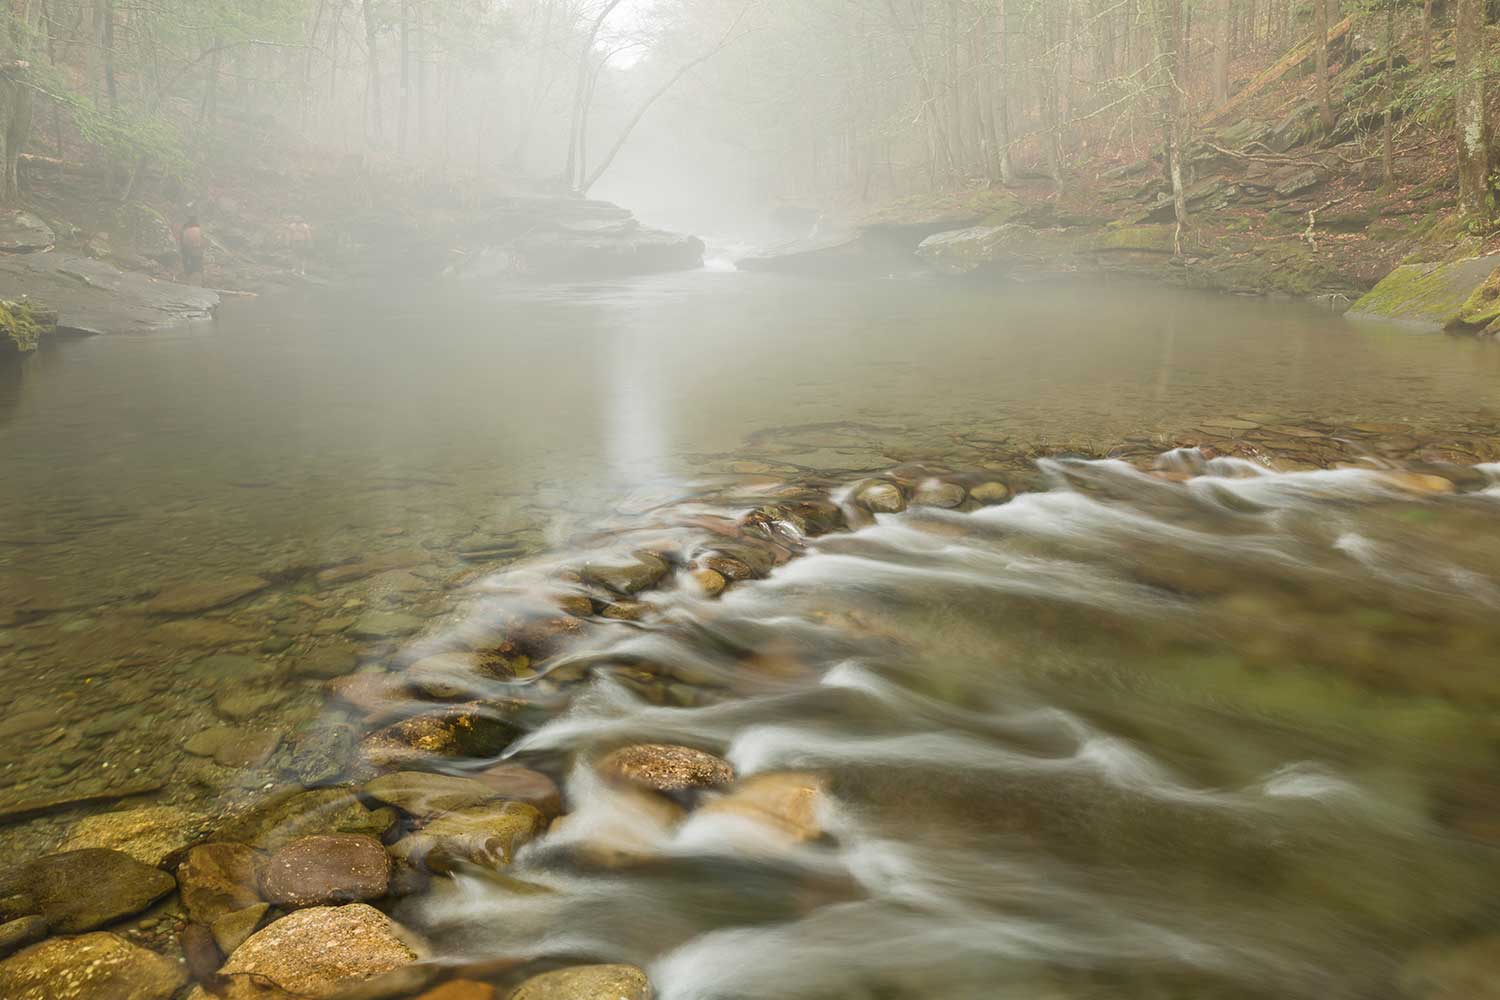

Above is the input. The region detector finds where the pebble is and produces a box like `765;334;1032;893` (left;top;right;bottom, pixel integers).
853;480;906;513
911;479;966;508
969;481;1012;504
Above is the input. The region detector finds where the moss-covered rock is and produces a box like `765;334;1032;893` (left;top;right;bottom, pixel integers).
1446;266;1500;331
1348;254;1500;329
0;298;55;354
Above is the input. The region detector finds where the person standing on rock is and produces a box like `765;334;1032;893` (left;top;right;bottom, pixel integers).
178;216;205;284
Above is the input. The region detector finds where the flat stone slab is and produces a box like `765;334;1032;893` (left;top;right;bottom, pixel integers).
0;250;218;335
0;211;55;254
1347;254;1500;329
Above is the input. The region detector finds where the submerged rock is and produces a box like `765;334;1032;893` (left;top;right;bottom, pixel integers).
390;802;545;872
363;771;501;819
509;964;651;1000
0;932;188;999
209;902;269;956
597;744;734;793
143;576;269;615
360;704;521;768
59;805;211;866
177;843;263;925
188;904;425;999
473;764;563;818
257;834;390;908
0;915;46;959
211;788;395;852
700;772;827;842
581;552;670;595
21;848;176;933
853;480;906;514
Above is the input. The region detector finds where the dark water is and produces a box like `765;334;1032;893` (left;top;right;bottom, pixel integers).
2;272;1499;998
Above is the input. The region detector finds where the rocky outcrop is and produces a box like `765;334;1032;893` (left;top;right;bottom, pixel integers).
0;251;217;335
444;197;702;279
0;211;54;253
1347;254;1500;333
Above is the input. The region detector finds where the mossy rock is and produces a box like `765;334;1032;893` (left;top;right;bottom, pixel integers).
0;299;56;354
1447;266;1500;331
1089;225;1176;254
1348;254;1500;329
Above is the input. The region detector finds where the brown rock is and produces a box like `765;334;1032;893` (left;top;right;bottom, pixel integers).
473;764;562;818
509;964;650;1000
177;843;263;925
597;744;734;793
363;771;499;819
210;902;269;956
700;772;826;841
390;803;544;872
853;480;906;514
969;481;1012;505
316;548;429;586
360;705;520;769
580;552;669;595
257;834;390;908
688;568;727;596
0;932;188;999
184;726;283;768
325;671;410;717
415;980;496;1000
188;903;425;999
23;849;176;933
911;480;966;508
0;916;46;959
211;788;395;852
59;805;211;866
600;601;650;622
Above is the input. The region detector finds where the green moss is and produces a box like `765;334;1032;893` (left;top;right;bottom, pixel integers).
1447;266;1500;330
0;299;53;353
1090;224;1176;253
1349;256;1500;326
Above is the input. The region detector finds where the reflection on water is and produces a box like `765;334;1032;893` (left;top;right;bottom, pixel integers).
1;272;1499;997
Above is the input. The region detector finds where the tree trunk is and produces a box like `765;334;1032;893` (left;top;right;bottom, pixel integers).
1456;0;1491;216
995;0;1013;184
1213;0;1231;105
362;0;383;144
1315;0;1333;130
1383;0;1395;187
1423;0;1434;68
565;0;627;190
1153;0;1189;251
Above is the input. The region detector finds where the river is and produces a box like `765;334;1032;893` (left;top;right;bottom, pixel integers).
2;270;1499;998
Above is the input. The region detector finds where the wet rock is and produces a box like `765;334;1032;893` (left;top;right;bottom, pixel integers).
0;894;37;921
184;726;283;768
363;771;501;819
295;645;360;679
257;835;391;908
473;764;563;818
600;600;650;622
317;549;430;586
176;843;263;925
285;721;360;786
580;552;669;595
1377;471;1457;495
509;964;651;1000
0;250;218;335
404;651;519;700
853;480;906;514
325;671;410;717
0;915;46;959
210;902;268;956
187;904;425;1000
360;705;521;768
700;772;827;842
143;576;269;615
0;932;188;999
970;481;1012;505
59;805;211;866
911;480;966;509
213;683;289;721
414;981;496;1000
597;744;734;793
351;611;425;640
212;788;396;852
1349;254;1500;330
688;567;727;596
21;848;176;932
390;803;545;872
0;211;56;253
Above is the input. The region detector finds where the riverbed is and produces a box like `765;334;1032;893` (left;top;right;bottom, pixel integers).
2;271;1499;998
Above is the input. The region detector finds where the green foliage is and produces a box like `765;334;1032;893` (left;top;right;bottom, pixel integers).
0;299;52;352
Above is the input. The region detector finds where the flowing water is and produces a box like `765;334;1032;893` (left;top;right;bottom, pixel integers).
3;271;1500;998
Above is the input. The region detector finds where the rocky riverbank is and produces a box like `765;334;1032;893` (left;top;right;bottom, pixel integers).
0;168;704;347
2;407;1499;998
